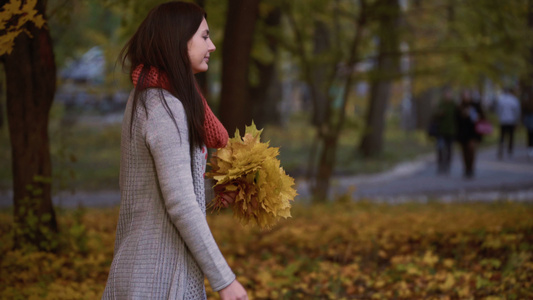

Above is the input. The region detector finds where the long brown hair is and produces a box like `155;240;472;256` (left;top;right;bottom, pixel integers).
120;1;206;150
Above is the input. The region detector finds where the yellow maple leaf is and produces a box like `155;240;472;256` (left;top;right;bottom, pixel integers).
0;0;46;56
206;121;297;229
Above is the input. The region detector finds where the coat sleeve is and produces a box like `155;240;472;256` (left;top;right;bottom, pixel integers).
144;92;235;292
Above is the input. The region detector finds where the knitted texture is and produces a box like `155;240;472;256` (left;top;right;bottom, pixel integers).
132;64;228;149
102;89;235;299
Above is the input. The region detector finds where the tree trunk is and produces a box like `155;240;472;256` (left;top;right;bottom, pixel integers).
306;135;319;180
294;18;332;184
413;87;439;130
250;6;282;128
310;20;331;127
312;134;338;202
1;0;58;250
310;1;367;201
0;74;4;129
219;0;260;134
0;99;3;129
359;0;400;157
250;60;282;128
359;77;394;156
309;20;335;200
520;0;533;115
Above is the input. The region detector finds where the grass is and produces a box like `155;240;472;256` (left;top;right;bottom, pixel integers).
260;113;435;178
50;122;122;191
0;103;122;193
2;102;515;193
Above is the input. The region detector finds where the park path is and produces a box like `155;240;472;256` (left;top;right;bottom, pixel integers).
297;143;533;202
1;143;532;208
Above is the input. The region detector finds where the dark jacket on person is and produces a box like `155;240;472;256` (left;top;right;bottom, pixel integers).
456;100;484;143
430;99;458;138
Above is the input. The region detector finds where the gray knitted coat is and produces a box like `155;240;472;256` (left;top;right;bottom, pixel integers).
102;89;235;299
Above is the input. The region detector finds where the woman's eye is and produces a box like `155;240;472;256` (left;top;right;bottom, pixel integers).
203;36;209;40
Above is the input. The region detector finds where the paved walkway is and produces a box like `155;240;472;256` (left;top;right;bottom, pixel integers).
1;144;532;208
297;143;533;202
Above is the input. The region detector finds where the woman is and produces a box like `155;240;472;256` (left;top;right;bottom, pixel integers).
456;90;485;178
103;2;247;299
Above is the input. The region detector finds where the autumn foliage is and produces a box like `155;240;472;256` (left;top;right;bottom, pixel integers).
207;122;297;229
0;0;46;56
0;201;532;299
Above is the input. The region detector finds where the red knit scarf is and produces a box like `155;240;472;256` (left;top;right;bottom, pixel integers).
131;64;228;149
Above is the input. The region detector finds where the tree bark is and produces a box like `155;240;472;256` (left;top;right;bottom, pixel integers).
0;74;4;129
250;59;282;128
360;77;393;156
520;0;533;115
1;0;58;250
219;0;260;134
310;20;331;127
312;135;338;201
311;0;367;201
359;0;400;157
250;6;282;128
309;20;334;201
413;87;439;130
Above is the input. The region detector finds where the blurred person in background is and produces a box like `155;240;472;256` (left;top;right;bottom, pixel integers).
495;87;521;159
456;90;485;178
522;95;533;158
429;87;457;175
102;2;247;300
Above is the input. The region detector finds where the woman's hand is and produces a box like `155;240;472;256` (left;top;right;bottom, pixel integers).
219;191;237;208
218;279;248;300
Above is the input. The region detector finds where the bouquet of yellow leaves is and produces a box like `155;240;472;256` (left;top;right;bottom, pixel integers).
206;122;297;230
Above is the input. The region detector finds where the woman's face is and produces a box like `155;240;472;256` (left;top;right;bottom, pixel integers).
188;18;216;74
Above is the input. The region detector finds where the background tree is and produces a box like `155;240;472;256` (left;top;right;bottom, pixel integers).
3;0;532;218
283;0;368;201
359;0;401;157
520;0;533;120
0;72;4;129
0;0;58;250
406;0;530;130
249;3;283;128
219;0;260;134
